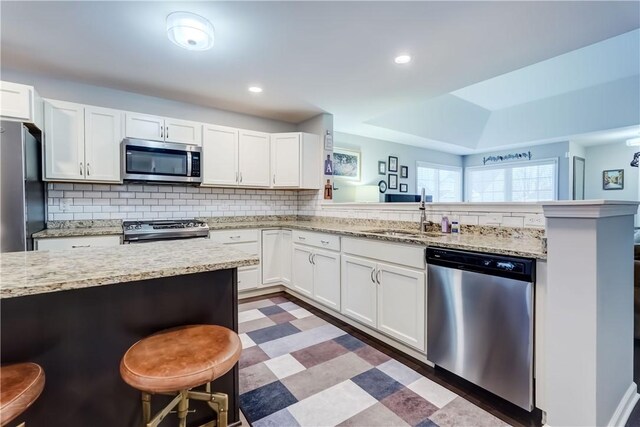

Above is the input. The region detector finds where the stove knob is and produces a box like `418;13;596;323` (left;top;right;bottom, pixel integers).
187;222;194;228
136;224;142;229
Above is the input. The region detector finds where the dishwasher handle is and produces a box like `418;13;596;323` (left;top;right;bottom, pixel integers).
426;247;535;282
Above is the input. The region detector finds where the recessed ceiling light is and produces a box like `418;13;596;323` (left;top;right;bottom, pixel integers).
166;11;215;51
248;86;263;93
394;54;412;64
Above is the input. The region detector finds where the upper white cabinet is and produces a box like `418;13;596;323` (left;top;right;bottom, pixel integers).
0;81;43;129
202;126;270;187
44;99;122;183
125;112;201;146
271;132;321;189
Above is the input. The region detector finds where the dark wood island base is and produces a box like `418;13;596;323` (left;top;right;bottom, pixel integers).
1;269;239;427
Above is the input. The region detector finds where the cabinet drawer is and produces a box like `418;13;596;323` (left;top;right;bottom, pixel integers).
238;266;259;291
292;230;340;251
342;237;425;270
209;229;259;244
35;235;121;251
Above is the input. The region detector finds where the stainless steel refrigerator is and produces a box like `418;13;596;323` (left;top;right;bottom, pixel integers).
0;121;45;252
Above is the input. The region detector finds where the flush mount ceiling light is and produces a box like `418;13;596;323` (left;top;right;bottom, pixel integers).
166;11;214;51
394;54;412;64
248;86;263;93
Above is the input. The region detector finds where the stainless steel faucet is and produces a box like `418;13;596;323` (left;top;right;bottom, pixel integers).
419;188;426;234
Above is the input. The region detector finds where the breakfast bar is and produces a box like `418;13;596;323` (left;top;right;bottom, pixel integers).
0;240;259;426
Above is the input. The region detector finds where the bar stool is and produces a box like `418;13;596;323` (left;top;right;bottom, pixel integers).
0;363;45;426
120;325;241;427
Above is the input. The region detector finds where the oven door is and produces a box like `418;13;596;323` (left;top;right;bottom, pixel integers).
125;236;209;244
122;139;201;184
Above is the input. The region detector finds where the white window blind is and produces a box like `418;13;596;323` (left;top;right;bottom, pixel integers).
416;162;462;202
465;159;558;202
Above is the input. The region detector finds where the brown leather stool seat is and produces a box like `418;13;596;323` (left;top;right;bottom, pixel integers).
0;363;45;426
120;325;241;427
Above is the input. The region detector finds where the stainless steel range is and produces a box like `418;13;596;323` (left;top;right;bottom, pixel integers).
123;219;209;243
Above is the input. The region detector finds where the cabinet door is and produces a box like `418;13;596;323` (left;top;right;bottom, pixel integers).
0;81;33;121
84;106;122;182
300;133;321;189
125;113;164;141
238;130;270;187
35;235;121;251
238;266;259;291
292;244;314;297
377;263;426;351
164;117;202;145
202;124;238;186
313;249;340;311
44;99;85;180
341;255;377;328
281;230;292;287
271;133;300;187
261;230;281;285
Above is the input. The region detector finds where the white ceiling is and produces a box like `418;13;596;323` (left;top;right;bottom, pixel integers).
1;1;639;153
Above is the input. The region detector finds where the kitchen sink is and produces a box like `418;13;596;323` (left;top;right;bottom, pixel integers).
363;229;445;238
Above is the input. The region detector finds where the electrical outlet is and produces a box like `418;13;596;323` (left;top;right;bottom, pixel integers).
60;198;72;212
524;214;545;228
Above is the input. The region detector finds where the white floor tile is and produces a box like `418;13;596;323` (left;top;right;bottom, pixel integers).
239;333;256;349
288;380;377;426
239;309;266;323
289;307;313;319
377;359;422;386
407;377;458;408
278;301;301;312
264;354;306;379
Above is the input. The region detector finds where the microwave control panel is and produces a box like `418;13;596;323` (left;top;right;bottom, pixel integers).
191;153;201;177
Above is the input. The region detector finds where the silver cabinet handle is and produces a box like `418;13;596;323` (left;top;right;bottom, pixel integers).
321;240;329;245
229;235;241;240
236;171;239;183
239;172;243;183
166;126;169;139
370;268;376;283
86;163;90;176
298;236;306;240
273;174;276;184
311;254;316;264
376;269;381;284
160;125;164;139
79;162;83;176
308;253;312;264
71;245;91;248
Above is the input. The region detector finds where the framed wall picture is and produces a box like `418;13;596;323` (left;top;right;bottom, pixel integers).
388;156;398;172
399;183;408;193
400;165;408;179
603;169;624;190
378;161;387;175
378;180;387;193
388;173;398;189
333;147;361;181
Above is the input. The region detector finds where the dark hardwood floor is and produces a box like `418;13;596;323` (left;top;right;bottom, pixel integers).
240;291;543;427
625;340;640;427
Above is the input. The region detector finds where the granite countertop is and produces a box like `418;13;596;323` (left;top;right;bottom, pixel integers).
0;240;259;299
32;226;123;238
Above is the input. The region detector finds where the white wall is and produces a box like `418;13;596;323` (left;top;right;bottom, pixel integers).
332;132;463;201
1;69;296;133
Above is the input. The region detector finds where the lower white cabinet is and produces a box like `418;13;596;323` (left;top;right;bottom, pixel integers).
35;235;121;251
209;229;260;291
292;243;341;311
281;230;292;285
341;253;426;351
261;229;292;287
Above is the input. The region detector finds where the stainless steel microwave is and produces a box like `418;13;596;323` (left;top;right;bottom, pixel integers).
121;139;202;184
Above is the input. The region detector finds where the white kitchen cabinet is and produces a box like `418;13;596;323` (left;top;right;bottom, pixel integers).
292;244;314;297
209;229;261;291
0;81;43;129
44;99;85;181
271;132;321;189
202;124;239;186
35;235;121;251
377;263;425;351
341;254;378;328
84;106;122;182
261;229;293;287
125;112;201;145
312;248;341;311
238;130;270;187
44;100;122;182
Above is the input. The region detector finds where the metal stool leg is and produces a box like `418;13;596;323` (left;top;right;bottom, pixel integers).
177;390;189;427
141;392;151;427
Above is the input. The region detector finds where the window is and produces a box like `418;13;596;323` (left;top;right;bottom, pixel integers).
416;162;462;202
465;159;558;202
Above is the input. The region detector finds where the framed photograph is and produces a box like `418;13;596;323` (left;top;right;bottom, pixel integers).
603;169;624;190
388;173;398;190
333;148;361;181
400;165;408;179
378;180;387;193
378;161;387;175
399;183;408;193
388;156;398;172
324;132;333;150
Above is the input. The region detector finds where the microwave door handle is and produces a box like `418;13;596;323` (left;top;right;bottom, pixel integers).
186;152;192;178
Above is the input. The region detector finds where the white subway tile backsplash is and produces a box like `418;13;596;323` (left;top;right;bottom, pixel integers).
501;216;525;227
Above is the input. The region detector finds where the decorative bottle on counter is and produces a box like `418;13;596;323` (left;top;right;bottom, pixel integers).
324;179;333;200
451;221;460;234
441;216;450;233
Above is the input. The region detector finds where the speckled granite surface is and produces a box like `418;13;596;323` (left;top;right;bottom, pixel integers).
32;216;546;259
33;226;123;238
0;240;259;299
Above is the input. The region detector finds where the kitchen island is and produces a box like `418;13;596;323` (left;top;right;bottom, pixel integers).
0;240;259;426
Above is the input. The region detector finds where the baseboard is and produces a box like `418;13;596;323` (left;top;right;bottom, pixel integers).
238;284;285;300
608;383;639;427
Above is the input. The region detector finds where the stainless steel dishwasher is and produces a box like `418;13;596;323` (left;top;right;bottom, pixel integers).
426;247;535;411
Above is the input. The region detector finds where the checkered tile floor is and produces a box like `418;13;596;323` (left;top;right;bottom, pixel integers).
238;295;511;427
